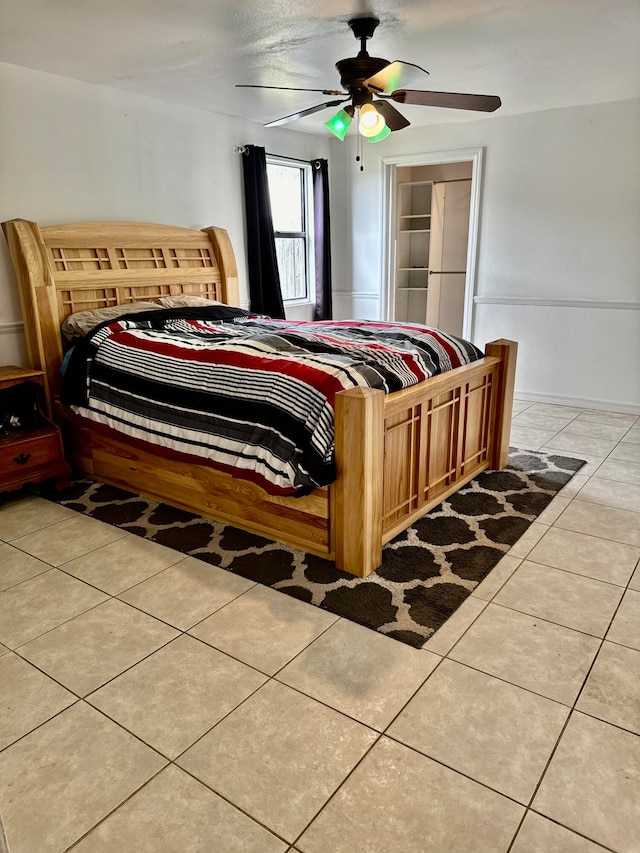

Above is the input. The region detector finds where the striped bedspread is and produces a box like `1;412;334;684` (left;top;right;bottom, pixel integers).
62;307;483;495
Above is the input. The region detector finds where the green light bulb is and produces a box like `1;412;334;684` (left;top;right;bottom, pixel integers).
324;109;352;141
367;124;392;143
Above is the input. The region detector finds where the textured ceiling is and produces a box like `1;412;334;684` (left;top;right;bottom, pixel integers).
1;0;639;133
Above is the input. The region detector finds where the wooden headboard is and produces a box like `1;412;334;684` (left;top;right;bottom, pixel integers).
1;219;240;405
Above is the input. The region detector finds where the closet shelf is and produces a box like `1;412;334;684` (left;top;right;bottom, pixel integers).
394;171;471;335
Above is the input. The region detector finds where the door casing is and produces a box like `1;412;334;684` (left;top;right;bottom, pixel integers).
381;147;484;340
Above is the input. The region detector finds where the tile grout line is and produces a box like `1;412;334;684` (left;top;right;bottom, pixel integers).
504;551;638;852
0;695;83;758
432;430;639;850
523;553;638;589
0;592;111;658
288;732;386;850
2;405;639;851
147;624;451;848
167;762;293;848
61;764;169;853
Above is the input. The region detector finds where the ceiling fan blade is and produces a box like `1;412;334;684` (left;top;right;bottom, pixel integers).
363;60;429;94
263;99;349;128
372;99;411;131
236;84;344;96
391;89;501;112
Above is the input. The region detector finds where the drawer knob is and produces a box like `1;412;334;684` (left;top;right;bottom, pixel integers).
13;452;32;465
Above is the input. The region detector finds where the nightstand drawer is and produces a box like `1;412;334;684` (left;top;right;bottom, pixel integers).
0;366;71;494
0;429;62;479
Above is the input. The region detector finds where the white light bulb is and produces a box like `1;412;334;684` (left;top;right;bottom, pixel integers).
361;109;378;128
359;105;387;138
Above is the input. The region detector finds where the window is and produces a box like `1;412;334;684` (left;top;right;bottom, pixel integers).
266;156;315;305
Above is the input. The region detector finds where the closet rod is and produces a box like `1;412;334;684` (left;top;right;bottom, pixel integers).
432;178;472;184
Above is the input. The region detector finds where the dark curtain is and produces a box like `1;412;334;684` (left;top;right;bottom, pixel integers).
311;158;333;321
241;145;285;318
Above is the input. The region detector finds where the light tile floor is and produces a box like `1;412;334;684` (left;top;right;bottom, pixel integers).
0;400;639;852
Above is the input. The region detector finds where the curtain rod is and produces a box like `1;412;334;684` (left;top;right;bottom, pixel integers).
235;146;322;166
268;152;318;165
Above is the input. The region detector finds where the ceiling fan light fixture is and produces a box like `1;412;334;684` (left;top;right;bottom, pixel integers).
367;124;392;143
324;108;353;140
242;16;501;145
358;103;386;137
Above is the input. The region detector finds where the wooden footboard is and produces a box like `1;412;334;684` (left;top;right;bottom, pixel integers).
333;339;517;576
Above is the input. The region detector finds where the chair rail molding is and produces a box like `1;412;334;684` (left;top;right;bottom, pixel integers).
0;321;24;334
475;296;640;310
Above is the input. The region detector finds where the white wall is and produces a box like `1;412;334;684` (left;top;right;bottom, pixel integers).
2;61;638;411
330;98;640;412
0;61;329;363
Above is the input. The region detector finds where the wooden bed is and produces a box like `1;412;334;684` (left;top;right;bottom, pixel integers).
2;218;517;578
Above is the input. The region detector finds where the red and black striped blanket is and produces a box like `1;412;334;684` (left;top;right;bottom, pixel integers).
61;306;483;495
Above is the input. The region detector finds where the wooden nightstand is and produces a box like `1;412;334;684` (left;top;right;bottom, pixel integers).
0;366;71;495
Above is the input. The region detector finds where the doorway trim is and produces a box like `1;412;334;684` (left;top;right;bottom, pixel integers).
381;147;484;340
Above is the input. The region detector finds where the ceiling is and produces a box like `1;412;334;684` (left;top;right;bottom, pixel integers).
1;0;639;134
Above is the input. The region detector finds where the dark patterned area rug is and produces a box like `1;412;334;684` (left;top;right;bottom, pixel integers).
47;449;585;648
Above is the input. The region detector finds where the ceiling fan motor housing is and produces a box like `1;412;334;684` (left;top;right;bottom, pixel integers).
336;56;390;105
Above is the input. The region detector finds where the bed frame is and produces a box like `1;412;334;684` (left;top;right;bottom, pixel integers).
2;218;517;578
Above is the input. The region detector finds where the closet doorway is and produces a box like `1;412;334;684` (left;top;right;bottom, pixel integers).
382;148;483;340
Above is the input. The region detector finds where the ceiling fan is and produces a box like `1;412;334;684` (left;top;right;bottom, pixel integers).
236;16;501;143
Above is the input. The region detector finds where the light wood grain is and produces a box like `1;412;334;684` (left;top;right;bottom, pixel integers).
486;339;518;469
334;386;385;577
91;433;331;556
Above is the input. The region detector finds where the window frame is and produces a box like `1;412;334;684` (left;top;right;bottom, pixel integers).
266;155;316;307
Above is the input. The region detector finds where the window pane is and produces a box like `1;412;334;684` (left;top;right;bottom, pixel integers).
275;237;307;300
267;163;303;232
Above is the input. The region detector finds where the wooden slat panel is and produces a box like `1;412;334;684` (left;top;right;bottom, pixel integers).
382;464;483;545
424;391;459;500
383;408;420;528
381;376;495;541
50;246;112;272
462;376;491;472
56;282;221;317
